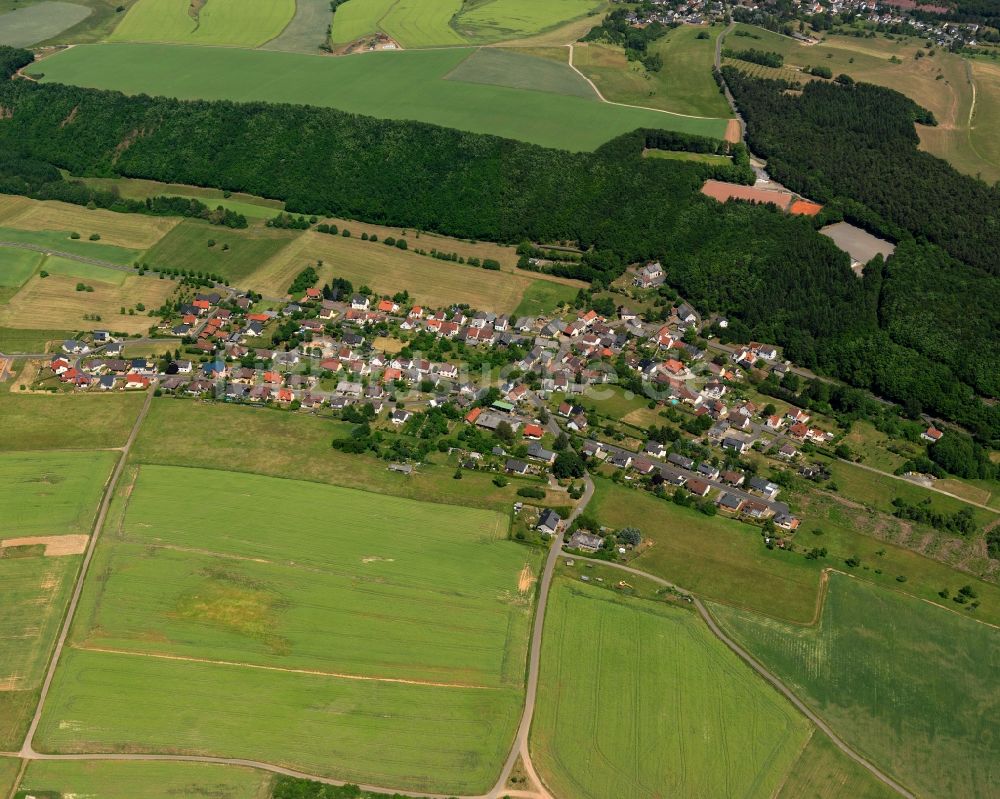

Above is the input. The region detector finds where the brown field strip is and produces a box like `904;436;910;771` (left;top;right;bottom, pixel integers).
3;199;180;249
0;195;33;225
0;274;175;334
1;535;88;557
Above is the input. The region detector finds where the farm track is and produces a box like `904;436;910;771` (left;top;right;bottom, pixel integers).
0;241;136;274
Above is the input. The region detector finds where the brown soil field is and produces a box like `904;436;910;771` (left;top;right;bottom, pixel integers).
4;199;179;249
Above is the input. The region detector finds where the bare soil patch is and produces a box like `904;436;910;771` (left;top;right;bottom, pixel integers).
1;534;89;556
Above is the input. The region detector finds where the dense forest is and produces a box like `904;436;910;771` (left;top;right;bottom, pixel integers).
0;49;996;439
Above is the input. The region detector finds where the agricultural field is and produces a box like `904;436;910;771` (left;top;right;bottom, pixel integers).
35;44;731;150
0;758;20;799
967;58;1000;182
109;0;296;47
0;392;144;450
0;1;91;47
0;248;44;289
531;578;811;799
572;23;733;118
39;255;128;286
0;272;173;335
142;218;301;286
261;0;333;53
251;229;543;311
19;760;273;799
379;0;466;48
454;0;603;44
711;573;1000;799
38;463;534;794
329;0;396;45
445;47;596;98
0;227;140;266
776;732;899;799
0;327;74;354
80;175;285;219
0;450;114;748
2;199;179;250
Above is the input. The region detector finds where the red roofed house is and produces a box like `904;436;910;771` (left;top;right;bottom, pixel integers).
922;427;944;443
523;423;544;440
465;407;483;424
125;373;150;390
663;359;685;375
247;313;270;323
377;299;399;314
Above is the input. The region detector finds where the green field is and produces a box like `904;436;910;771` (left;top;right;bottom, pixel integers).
0;248;43;288
712;573;1000;799
454;0;602;43
142;218;301;285
0;392;145;450
330;0;396;44
20;760;272;799
40;255;128;287
379;0;466;47
0;758;20;799
0;326;75;353
776;732;898;799
38;464;533;793
0;1;92;47
445;47;596;98
645;148;732;164
36;44;730;150
79;176;285;219
261;0;333;53
109;0;296;47
531;578;810;799
512;279;579;316
0;227;140;266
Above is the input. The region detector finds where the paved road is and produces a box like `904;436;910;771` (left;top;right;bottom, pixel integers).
19;387;154;758
558;555;916;799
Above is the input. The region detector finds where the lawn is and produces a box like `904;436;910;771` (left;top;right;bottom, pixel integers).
454;0;603;44
0;391;144;450
0;248;43;289
2;199;179;250
531;578;810;799
711;572;1000;799
131;398;533;511
0;1;91;47
0;227;140;266
252;229;534;310
142;218;302;286
109;0;296;47
39;464;534;794
20;760;272;799
444;47;596;98
512;280;579;317
0;273;173;335
776;732;898;799
36;44;731;150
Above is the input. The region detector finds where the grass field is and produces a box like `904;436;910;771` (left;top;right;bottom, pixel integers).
330;0;395;44
0;273;172;335
36;44;731;150
131;398;537;511
0;327;75;354
143;218;301;286
531;578;810;799
712;573;1000;799
379;0;466;48
512;280;579;316
252;229;534;310
968;59;1000;182
39;255;128;286
0;249;44;289
109;0;296;47
39;463;533;793
79;175;285;219
776;732;898;799
2;199;179;250
572;24;733;118
0;391;144;450
0;195;32;224
20;760;272;799
445;47;596;98
0;757;20;798
0;1;92;47
261;0;332;53
0;227;140;266
456;0;601;43
645;148;732;164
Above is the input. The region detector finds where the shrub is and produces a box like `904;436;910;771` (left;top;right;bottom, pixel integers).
517;486;545;499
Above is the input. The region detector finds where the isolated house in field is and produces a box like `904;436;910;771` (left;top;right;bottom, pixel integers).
922;427;944;443
537;509;562;536
567;530;604;552
633;261;665;288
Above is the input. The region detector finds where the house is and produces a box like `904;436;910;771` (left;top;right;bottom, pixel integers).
61;339;89;355
742;500;772;519
336;381;363;398
568;413;588;432
717;492;744;512
537;509;562;536
506;459;530;475
750;342;778;360
567;531;604;552
722;437;749;454
686;479;711;497
667;453;695;471
390;409;412;425
675;303;697;325
608;452;632;469
632;457;657;475
697;462;720;480
644;441;666;459
388;463;413;475
527;442;556;465
777;443;798;460
103;342;123;357
633;261;664;288
350;295;370;310
124;373;150;390
377;299;399;314
747;476;780;500
50;357;71;375
765;415;784;431
922;426;944;443
522;423;544;440
582;440;605;460
775;514;801;531
172;360;193;374
93;330;114;344
98;375;117;391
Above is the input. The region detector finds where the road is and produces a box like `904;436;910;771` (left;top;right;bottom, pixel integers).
557;555;916;799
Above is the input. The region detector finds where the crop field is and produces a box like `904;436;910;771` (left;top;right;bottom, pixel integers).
39;464;533;793
445;47;596;98
0;758;19;798
0;273;173;335
531;578;810;799
252;230;533;311
143;218;301;286
0;392;144;450
36;44;731;150
712;573;1000;799
454;0;602;44
0;248;44;289
131;399;531;511
20;760;273;799
0;1;91;47
776;732;898;799
261;0;333;53
0;227;140;266
379;0;466;48
109;0;296;47
2;199;179;250
330;0;395;44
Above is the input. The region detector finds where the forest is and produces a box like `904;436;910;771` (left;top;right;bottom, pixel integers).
0;48;996;440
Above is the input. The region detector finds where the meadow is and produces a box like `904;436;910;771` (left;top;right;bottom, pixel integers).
330;0;396;45
711;572;1000;799
261;0;334;54
531;578;810;799
0;248;44;289
0;227;140;266
0;326;74;354
379;0;466;48
2;199;180;250
0;273;173;335
968;59;1000;182
0;758;19;799
0;1;91;48
19;760;273;799
80;175;285;218
512;280;579;317
445;47;596;98
454;0;602;44
0;392;144;450
39;463;532;793
109;0;296;47
39;255;128;286
776;732;899;799
36;44;730;150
